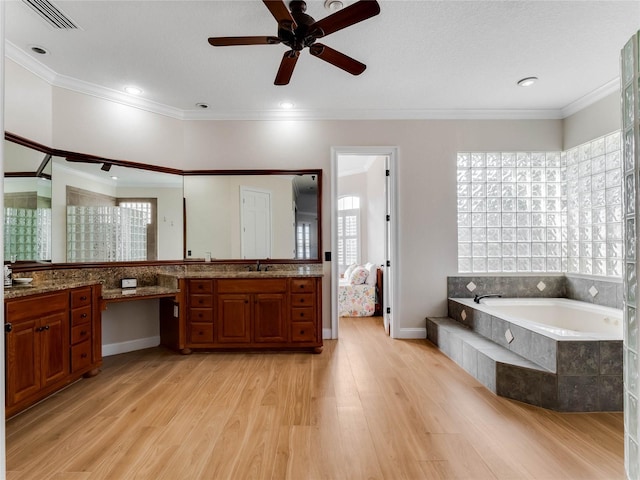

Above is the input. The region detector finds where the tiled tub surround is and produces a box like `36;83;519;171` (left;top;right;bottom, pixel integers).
448;274;623;309
427;297;623;411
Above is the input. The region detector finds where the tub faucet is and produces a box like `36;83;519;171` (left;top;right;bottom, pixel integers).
474;294;502;304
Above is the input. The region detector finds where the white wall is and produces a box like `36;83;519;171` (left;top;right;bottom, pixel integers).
366;156;386;267
5;60;52;146
563;91;621;149
101;300;160;356
7;66;573;337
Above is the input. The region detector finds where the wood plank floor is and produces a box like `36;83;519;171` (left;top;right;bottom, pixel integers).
6;316;624;479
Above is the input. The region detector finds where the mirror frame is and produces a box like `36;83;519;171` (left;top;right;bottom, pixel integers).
5;132;323;270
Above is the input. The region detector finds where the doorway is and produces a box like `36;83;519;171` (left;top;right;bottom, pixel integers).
331;147;398;339
240;186;272;259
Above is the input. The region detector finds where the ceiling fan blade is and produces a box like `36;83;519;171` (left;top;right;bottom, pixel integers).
275;50;300;85
309;43;366;75
310;0;380;38
263;0;297;30
208;36;281;46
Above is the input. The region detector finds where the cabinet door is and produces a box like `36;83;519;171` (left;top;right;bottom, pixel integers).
40;311;70;388
253;293;288;343
216;294;251;344
6;318;41;406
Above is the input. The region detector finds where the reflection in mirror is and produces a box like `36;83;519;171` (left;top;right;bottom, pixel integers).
184;173;319;260
51;159;184;263
3;140;53;262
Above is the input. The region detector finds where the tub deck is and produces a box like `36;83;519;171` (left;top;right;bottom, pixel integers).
425;297;623;412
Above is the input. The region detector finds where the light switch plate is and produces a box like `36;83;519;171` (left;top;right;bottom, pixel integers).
121;278;137;288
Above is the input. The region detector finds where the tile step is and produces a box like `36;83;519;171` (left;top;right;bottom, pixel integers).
426;316;558;410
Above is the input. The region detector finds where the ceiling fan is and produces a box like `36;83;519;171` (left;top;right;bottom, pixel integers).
208;0;380;85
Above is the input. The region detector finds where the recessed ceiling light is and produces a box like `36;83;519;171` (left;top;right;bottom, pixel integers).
517;77;538;87
111;176;118;180
29;45;49;55
279;101;295;109
124;86;143;95
196;103;209;109
324;0;343;12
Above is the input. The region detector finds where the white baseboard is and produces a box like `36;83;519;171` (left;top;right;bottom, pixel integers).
102;336;160;357
396;328;427;339
322;328;333;340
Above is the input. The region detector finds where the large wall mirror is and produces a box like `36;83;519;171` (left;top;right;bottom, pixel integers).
184;172;319;260
5;134;322;264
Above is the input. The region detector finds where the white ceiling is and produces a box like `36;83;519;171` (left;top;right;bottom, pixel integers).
5;0;640;120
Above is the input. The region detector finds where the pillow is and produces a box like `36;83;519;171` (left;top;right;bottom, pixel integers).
343;263;357;280
349;266;369;285
364;262;377;286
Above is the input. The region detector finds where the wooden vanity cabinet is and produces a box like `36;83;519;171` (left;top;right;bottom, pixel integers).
5;285;102;417
182;276;322;352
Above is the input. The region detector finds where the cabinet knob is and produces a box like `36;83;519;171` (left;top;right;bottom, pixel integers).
81;353;88;359
80;296;87;301
81;330;87;336
300;312;305;317
300;299;305;303
299;329;305;334
81;313;88;319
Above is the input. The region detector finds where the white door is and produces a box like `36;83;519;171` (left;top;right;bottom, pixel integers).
240;187;272;259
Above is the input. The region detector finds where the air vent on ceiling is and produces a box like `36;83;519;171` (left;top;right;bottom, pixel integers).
22;0;79;29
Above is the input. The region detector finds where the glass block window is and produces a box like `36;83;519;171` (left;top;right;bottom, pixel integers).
457;151;565;273
457;133;623;278
566;131;622;277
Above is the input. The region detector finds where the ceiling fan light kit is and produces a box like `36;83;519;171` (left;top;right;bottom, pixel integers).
208;0;380;85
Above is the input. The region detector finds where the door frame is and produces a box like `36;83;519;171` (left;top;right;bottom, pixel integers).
330;146;399;339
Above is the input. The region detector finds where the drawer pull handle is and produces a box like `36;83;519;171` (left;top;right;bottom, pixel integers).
299;330;305;334
300;299;304;303
80;330;87;336
300;313;304;317
299;285;304;289
81;353;88;359
81;313;88;319
80;296;87;301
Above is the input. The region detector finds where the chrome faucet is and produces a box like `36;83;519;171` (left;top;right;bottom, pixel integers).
474;294;502;304
256;260;261;272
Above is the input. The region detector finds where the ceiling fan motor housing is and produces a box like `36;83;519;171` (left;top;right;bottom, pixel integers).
279;0;321;51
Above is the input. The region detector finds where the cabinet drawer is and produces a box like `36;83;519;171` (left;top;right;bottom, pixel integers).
189;323;214;343
6;291;68;321
217;279;287;294
291;307;315;322
71;306;91;326
190;308;213;322
190;294;213;308
189;280;213;293
291;293;314;307
291;278;316;293
71;288;92;308
71;341;92;372
291;322;316;342
71;323;91;345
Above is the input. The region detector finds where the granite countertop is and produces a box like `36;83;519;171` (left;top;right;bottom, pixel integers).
4;280;102;300
101;285;180;302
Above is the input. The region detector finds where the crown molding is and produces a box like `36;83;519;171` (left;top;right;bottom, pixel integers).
5;41;613;122
560;77;620;118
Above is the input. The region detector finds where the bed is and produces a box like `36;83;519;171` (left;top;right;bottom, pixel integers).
338;264;383;317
